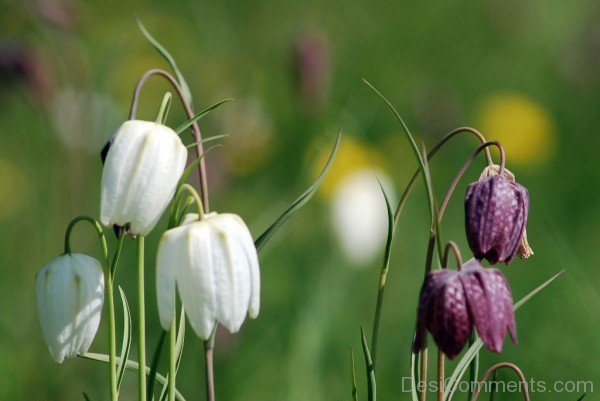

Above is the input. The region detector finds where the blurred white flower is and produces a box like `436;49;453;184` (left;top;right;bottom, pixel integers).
156;212;260;339
36;253;104;363
331;170;396;265
100;120;187;236
51;87;121;151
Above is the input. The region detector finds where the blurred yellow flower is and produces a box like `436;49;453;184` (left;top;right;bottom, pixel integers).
313;136;384;198
476;93;557;166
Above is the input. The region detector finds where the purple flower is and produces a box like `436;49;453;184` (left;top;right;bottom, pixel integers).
413;259;517;359
465;174;529;264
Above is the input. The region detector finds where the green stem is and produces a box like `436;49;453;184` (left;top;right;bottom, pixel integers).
155;92;173;124
137;237;147;401
129;69;209;211
169;310;177;401
62;216;117;400
204;341;215;401
79;353;187;401
106;235;125;401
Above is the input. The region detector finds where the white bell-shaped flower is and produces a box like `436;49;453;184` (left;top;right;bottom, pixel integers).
156;212;260;339
331;169;396;265
36;253;105;363
100;120;188;236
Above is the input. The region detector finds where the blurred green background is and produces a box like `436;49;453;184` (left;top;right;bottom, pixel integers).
1;0;599;400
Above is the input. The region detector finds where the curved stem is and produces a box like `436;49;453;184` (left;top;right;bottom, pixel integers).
63;216;109;265
471;362;530;401
393;127;493;228
394;129;492;401
128;68;209;213
179;183;206;220
63;216;116;400
438;141;504;218
137;237;147;401
442;241;463;269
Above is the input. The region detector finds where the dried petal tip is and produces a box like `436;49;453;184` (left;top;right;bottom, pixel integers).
414;259;517;359
478;164;515;182
517;229;534;259
465;174;529;265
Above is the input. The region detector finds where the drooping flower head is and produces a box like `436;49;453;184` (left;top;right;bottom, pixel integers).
414;259;516;359
100;120;187;237
156;212;260;340
465;166;529;265
36;253;105;363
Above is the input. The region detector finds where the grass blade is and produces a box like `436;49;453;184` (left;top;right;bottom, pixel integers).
116;287;132;391
136;17;193;106
147;331;167;401
350;347;359;401
410;351;419;401
159;307;186;401
82;392;92;401
254;129;341;252
371;178;394;366
444;270;564;401
360;326;376;401
186;134;230;149
175;99;233;134
79;353;187;401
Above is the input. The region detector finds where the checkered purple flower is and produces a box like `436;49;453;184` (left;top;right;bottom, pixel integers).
413;259;517;359
465;175;529;264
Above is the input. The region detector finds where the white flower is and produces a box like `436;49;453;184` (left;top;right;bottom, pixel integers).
331;170;396;265
156;212;260;339
100;120;188;236
36;253;105;363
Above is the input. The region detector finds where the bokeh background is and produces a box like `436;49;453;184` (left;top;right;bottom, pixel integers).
1;0;599;400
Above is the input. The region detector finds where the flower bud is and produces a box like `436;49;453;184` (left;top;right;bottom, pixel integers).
414;259;516;359
465;171;529;264
36;253;105;363
156;212;260;339
100;120;188;236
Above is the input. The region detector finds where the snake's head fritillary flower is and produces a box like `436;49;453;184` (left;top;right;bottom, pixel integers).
465;170;529;265
414;259;517;359
156;212;260;340
100;120;187;237
36;253;105;363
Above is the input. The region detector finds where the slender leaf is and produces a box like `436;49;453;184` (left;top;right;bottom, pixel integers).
169;145;221;228
175;99;233;134
350;347;359;401
178;145;221;190
576;394;586;401
159;307;186;401
370;178;394;366
79;353;187;401
410;351;419;401
186;134;230;149
116;287;132;391
444;270;564;401
363;79;442;263
147;331;167;401
82;392;92;401
254;129;341;252
136;17;193;106
360;326;376;401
